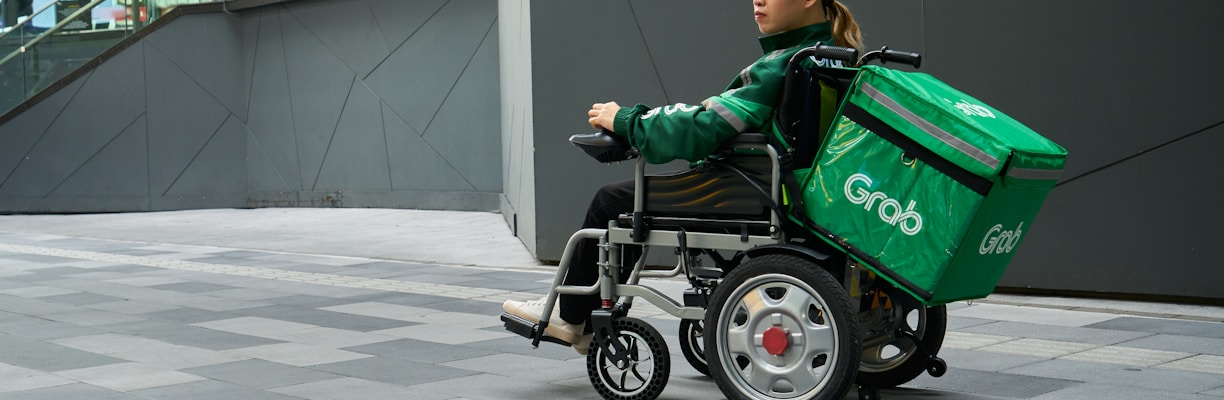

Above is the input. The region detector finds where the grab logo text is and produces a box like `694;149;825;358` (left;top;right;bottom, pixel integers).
844;173;924;236
979;222;1024;255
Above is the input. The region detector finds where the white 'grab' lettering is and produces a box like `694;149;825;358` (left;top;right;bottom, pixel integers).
844;173;924;236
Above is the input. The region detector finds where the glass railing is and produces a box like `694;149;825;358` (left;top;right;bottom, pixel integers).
0;0;215;115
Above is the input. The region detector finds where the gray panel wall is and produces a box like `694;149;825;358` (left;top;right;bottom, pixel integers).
0;0;503;212
510;1;1224;301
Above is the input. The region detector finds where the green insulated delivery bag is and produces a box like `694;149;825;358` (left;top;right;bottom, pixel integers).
800;65;1067;305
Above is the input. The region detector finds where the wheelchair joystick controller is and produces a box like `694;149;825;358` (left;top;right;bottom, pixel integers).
569;130;638;163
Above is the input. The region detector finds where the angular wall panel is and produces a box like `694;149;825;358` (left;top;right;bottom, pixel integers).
0;78;85;185
50;114;148;197
281;9;358;190
245;11;302;191
164;116;247;197
421;22;502;193
283;0;389;78
145;42;232;196
385;102;471;192
1;70;143;197
365;0;497;133
99;41;146;107
145;13;247;119
367;0;448;52
313;81;391;191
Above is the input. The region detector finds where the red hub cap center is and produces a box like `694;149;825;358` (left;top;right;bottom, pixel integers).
762;327;790;356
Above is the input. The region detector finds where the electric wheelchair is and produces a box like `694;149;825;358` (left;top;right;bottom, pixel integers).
502;44;947;400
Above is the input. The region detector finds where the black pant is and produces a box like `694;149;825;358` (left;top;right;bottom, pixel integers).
558;178;636;325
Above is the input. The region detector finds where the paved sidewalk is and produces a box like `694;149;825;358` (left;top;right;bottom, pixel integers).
0;208;1220;399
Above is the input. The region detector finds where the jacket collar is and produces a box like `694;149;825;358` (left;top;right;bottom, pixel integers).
758;22;833;53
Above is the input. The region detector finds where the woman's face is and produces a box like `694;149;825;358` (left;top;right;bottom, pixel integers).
753;0;816;35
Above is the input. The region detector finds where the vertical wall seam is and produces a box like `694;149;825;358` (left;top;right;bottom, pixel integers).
144;32;245;120
274;8;304;190
282;2;365;79
247;126;294;192
380;100;394;190
311;75;357;191
244;10;263;124
627;0;670;104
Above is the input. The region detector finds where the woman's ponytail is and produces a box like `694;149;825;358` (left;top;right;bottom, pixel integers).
826;1;863;53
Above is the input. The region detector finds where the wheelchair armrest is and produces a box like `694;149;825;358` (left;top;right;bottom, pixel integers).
728;133;767;146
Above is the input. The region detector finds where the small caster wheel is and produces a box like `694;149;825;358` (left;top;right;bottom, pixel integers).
926;357;947;377
858;385;881;400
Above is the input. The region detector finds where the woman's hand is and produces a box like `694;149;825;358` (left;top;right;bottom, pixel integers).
588;102;621;132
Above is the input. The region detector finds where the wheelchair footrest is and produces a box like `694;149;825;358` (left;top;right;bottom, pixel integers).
500;312;572;347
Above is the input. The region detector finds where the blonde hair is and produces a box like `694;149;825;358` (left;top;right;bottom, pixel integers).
825;1;864;53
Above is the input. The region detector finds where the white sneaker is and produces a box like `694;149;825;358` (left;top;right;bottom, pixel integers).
502;297;587;345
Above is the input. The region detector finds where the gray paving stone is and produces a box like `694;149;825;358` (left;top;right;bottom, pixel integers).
440;353;589;383
270;377;450;400
1087;317;1224;339
40;309;148;327
390;273;486;286
128;379;304;399
148;282;238;294
420;298;505;315
937;347;1049;372
235;305;418;332
85;300;182;315
1202;384;1224;397
1117;333;1224;357
1031;383;1224;400
183;359;343;390
1004;359;1224;394
202;288;297;301
410;372;600;400
345;338;499;364
341;292;456;307
871;387;1013;400
2;254;82;265
0;362;76;392
462;336;584;361
960;320;1155;346
103;249;176;257
55;362;207;392
903;367;1080;399
51;333;250;370
110;322;284;351
223;343;372;367
309;356;479;386
457;277;552;292
0;314;108;341
250;294;354;308
139;308;241;324
0;383;136;399
89;264;164;274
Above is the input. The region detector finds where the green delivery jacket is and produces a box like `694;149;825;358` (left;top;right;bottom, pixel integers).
612;23;837;164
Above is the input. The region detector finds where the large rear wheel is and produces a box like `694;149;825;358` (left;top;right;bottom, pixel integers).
704;254;859;400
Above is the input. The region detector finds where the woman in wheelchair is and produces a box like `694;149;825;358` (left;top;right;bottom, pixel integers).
503;0;863;355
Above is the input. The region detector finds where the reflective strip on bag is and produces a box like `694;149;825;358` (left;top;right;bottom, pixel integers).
860;82;1001;171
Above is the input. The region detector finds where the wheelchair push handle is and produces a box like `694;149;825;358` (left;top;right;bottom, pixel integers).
859;46;922;68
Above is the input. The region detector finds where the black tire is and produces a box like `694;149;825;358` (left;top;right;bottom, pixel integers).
704;254;860;400
679;319;711;377
856;282;947;388
586;317;670;400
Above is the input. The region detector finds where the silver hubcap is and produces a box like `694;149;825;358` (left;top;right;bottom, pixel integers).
716;274;839;399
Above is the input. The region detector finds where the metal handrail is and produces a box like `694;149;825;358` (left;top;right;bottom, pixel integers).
0;0;107;67
0;0;63;42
